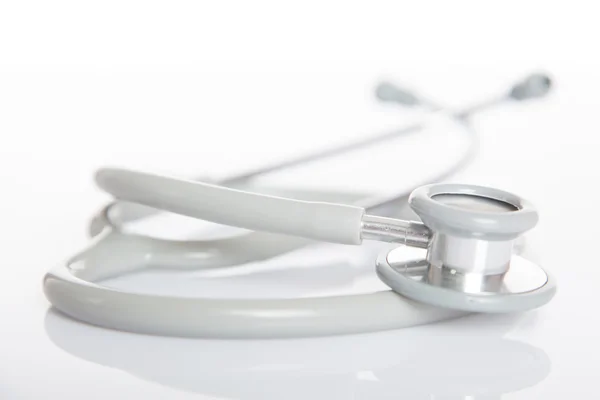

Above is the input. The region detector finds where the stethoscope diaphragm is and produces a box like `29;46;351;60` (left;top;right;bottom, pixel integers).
377;246;555;313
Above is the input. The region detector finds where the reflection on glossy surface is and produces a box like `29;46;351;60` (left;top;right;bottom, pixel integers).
45;310;550;399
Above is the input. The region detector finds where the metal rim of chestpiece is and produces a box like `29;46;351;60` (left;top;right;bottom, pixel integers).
376;183;557;313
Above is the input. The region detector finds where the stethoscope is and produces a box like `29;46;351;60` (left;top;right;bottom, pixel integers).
43;72;556;338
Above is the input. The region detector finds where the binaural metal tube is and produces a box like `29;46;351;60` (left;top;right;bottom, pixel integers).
361;215;431;248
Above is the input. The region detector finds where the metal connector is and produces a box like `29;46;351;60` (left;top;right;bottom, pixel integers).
361;215;431;248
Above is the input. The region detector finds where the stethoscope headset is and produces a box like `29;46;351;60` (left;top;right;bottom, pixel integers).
43;73;556;338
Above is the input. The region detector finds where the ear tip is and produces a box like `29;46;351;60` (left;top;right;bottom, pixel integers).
374;81;398;101
528;72;553;90
510;72;553;100
374;81;419;105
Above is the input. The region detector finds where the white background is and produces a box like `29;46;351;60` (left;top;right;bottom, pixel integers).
1;1;599;399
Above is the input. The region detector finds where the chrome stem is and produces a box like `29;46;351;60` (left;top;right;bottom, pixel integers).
361;215;431;248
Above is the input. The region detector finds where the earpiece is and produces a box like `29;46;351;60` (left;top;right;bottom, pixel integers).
375;82;420;106
509;73;552;101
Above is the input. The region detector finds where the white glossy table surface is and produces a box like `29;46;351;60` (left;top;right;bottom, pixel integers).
1;66;599;399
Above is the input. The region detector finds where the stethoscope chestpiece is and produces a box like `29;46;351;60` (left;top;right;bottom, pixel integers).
376;183;556;313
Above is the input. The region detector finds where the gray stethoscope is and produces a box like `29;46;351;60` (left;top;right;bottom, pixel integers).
43;73;556;338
